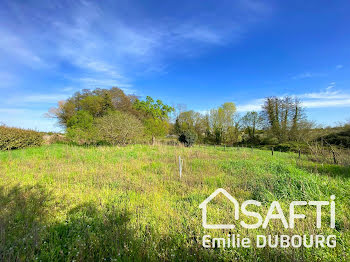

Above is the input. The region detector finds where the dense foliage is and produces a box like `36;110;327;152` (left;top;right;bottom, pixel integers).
48;88;140;127
178;130;197;147
94;111;144;145
46;87;347;150
172;96;319;149
318;127;350;147
49;87;173;145
0;125;43;150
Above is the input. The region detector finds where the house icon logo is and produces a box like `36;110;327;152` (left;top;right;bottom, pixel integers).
199;188;239;229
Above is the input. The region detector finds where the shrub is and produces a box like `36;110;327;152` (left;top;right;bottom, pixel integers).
66;127;98;146
318;128;350;148
0;125;43;150
260;136;279;145
178;130;197;147
95;111;144;145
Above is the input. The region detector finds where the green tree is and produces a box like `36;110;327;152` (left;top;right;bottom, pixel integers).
134;96;174;120
241;111;263;141
66;111;96;145
67;111;93;129
208;102;238;144
174;110;207;142
134;96;174;140
47;87;138;128
261;96;307;142
143;118;169;138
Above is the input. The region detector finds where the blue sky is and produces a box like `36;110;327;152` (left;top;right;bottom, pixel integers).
1;0;350;131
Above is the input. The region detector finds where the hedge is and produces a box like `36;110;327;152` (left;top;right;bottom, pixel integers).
0;125;43;150
319;128;350;148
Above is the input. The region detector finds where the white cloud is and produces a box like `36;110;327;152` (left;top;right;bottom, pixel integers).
0;29;45;67
0;107;60;132
336;64;344;70
236;99;264;112
302;98;350;108
292;72;326;80
6;94;69;104
22;94;69;103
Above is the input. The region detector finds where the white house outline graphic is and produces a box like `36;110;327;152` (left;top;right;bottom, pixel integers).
199;188;239;229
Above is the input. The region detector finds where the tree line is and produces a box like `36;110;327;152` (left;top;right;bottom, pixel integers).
174;97;312;147
48;87;313;146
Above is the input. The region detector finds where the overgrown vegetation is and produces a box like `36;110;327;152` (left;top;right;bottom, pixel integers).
318;127;350;148
172;96;316;148
0;125;43;150
0;144;348;261
44;87;350;153
47;87;174;145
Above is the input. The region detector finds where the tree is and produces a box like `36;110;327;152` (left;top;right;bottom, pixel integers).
47;87;139;128
261;96;307;142
134;96;174;120
67;110;93;129
66;111;96;145
241;111;263;142
134;96;174;140
143;118;169;138
208;102;238;145
174;110;207;142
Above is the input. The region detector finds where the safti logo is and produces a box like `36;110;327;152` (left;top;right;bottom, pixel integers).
199;189;337;248
199;189;239;229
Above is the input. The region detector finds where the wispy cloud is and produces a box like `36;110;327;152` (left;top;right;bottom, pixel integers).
236;99;264;112
1;0;272;82
292;72;326;80
0;29;45;67
0;0;273;131
0;107;59;131
336;64;344;70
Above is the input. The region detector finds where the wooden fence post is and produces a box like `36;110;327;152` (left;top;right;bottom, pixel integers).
271;147;274;156
332;150;337;164
298;149;301;159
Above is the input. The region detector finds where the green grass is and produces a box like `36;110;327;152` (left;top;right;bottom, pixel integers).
0;144;349;261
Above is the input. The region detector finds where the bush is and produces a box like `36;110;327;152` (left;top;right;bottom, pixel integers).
0;125;43;150
273;142;309;153
178;130;197;147
66;127;98;146
318;128;350;148
95;111;144;145
260;136;279;145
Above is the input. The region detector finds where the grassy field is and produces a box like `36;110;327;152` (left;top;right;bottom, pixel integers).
0;144;349;261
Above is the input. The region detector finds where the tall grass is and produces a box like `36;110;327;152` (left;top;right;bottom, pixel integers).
0;144;349;261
